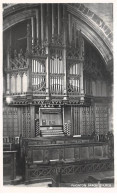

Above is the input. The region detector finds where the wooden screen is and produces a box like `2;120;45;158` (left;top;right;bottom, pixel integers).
71;106;94;136
3;106;35;138
95;103;109;135
81;106;94;136
3;107;19;137
72;107;80;135
22;107;31;138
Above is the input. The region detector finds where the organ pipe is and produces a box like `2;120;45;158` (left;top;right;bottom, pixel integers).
31;17;36;45
80;63;84;94
58;4;60;35
52;4;55;35
41;4;44;43
7;74;10;94
36;9;39;40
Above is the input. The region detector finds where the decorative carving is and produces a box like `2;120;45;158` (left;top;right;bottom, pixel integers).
81;106;94;135
10;49;27;70
61;166;74;175
50;48;63;60
26;159;113;183
29;167;56;178
50;33;64;47
3;107;18;137
67;28;84;60
95;104;108;135
67;46;80;60
32;81;46;92
32;42;46;57
107;132;114;158
72;107;80;135
22;107;31;138
69;3;113;43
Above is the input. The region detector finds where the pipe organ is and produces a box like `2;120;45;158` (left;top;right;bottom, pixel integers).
68;63;80;94
3;4;113;186
5;4;85;98
6;49;28;95
3;4;112;139
32;59;46;93
50;48;64;95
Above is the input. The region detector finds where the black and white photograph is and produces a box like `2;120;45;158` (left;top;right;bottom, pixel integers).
2;1;114;189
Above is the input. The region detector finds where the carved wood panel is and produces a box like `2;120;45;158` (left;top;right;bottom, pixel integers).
95;103;109;135
72;106;80;135
22;106;31;138
6;49;28;95
71;106;95;136
80;106;94;136
35;119;40;137
3;107;19;137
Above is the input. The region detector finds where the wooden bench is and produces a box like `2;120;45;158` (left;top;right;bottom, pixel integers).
20;136;114;184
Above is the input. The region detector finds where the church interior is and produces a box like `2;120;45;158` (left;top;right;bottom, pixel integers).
3;3;114;187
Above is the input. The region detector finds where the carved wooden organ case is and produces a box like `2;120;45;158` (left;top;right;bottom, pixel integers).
3;4;112;138
4;4;84;105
